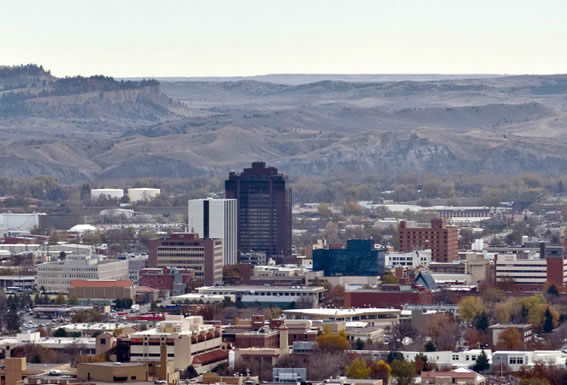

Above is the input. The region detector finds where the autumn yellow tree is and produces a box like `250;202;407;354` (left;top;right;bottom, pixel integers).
370;360;391;384
458;296;484;322
497;327;523;350
346;357;371;379
382;272;399;284
316;328;350;352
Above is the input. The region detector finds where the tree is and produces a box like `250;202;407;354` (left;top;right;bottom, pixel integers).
458;296;484;322
494;302;513;323
183;365;199;379
327;285;345;307
482;287;506;304
318;203;333;219
68;296;78;306
115;298;133;310
425;313;458;350
6;299;20;333
370;360;391;384
387;351;404;364
53;328;67;337
414;353;429;374
382;272;399;284
55;293;65;305
316;329;350;352
497;327;523;350
519;379;550;385
543;308;555;333
424;341;436;352
546;284;559;298
346;357;371;379
473;350;490;372
474;312;489;332
354;338;365;350
390;359;416;385
344;201;361;216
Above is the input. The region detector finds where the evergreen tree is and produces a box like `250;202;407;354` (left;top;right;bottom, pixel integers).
474;312;489;332
473;350;490;372
387;351;404;364
547;284;559;297
424;341;436;352
6;301;20;332
543;308;554;333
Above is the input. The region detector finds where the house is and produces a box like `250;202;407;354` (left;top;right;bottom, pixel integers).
421;367;485;384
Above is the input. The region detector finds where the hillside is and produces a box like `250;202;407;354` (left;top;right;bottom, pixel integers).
2;65;567;182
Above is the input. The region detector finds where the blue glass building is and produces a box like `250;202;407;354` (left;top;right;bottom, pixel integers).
313;239;386;276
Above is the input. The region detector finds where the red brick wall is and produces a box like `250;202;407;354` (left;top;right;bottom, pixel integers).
345;290;432;308
234;333;279;348
547;257;565;288
139;274;175;291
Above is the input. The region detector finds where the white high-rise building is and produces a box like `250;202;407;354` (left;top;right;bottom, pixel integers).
188;198;237;265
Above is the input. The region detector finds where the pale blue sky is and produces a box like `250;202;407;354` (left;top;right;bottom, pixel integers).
3;0;566;77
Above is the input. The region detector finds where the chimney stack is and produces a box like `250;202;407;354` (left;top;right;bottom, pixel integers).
159;342;168;382
279;325;289;357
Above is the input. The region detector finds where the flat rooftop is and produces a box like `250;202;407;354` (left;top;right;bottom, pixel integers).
284;308;400;316
199;285;325;292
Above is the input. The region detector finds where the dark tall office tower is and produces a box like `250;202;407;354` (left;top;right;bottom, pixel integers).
225;162;292;257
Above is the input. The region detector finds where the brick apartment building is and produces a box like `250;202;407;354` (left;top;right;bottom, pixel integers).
147;233;223;286
138;267;195;296
399;219;458;262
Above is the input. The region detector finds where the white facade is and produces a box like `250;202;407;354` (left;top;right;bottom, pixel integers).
492;350;567;371
91;189;124;200
495;254;567;286
0;213;44;233
356;349;491;369
36;254;129;293
188;198;238;265
385;249;432;268
198;285;325;306
128;188;160;202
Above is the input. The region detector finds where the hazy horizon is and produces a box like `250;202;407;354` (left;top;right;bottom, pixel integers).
3;0;566;78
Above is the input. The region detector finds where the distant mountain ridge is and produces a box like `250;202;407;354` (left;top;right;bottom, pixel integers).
124;73;505;85
1;65;567;182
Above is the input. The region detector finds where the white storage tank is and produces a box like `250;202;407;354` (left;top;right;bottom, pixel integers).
91;188;124;200
127;188;160;202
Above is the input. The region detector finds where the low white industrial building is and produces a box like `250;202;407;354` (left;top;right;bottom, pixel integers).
171;293;236;304
0;213;45;233
127;188;160;202
198;285;325;306
283;308;400;329
91;188;124;200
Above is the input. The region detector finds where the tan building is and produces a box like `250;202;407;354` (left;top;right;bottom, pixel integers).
77;362;148;383
488;323;533;347
69;279;134;303
148;233;223;285
421;367;485;384
399;219;458;262
0;358;69;385
125;315;224;372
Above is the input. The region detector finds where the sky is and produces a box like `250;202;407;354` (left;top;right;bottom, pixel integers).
3;0;566;77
